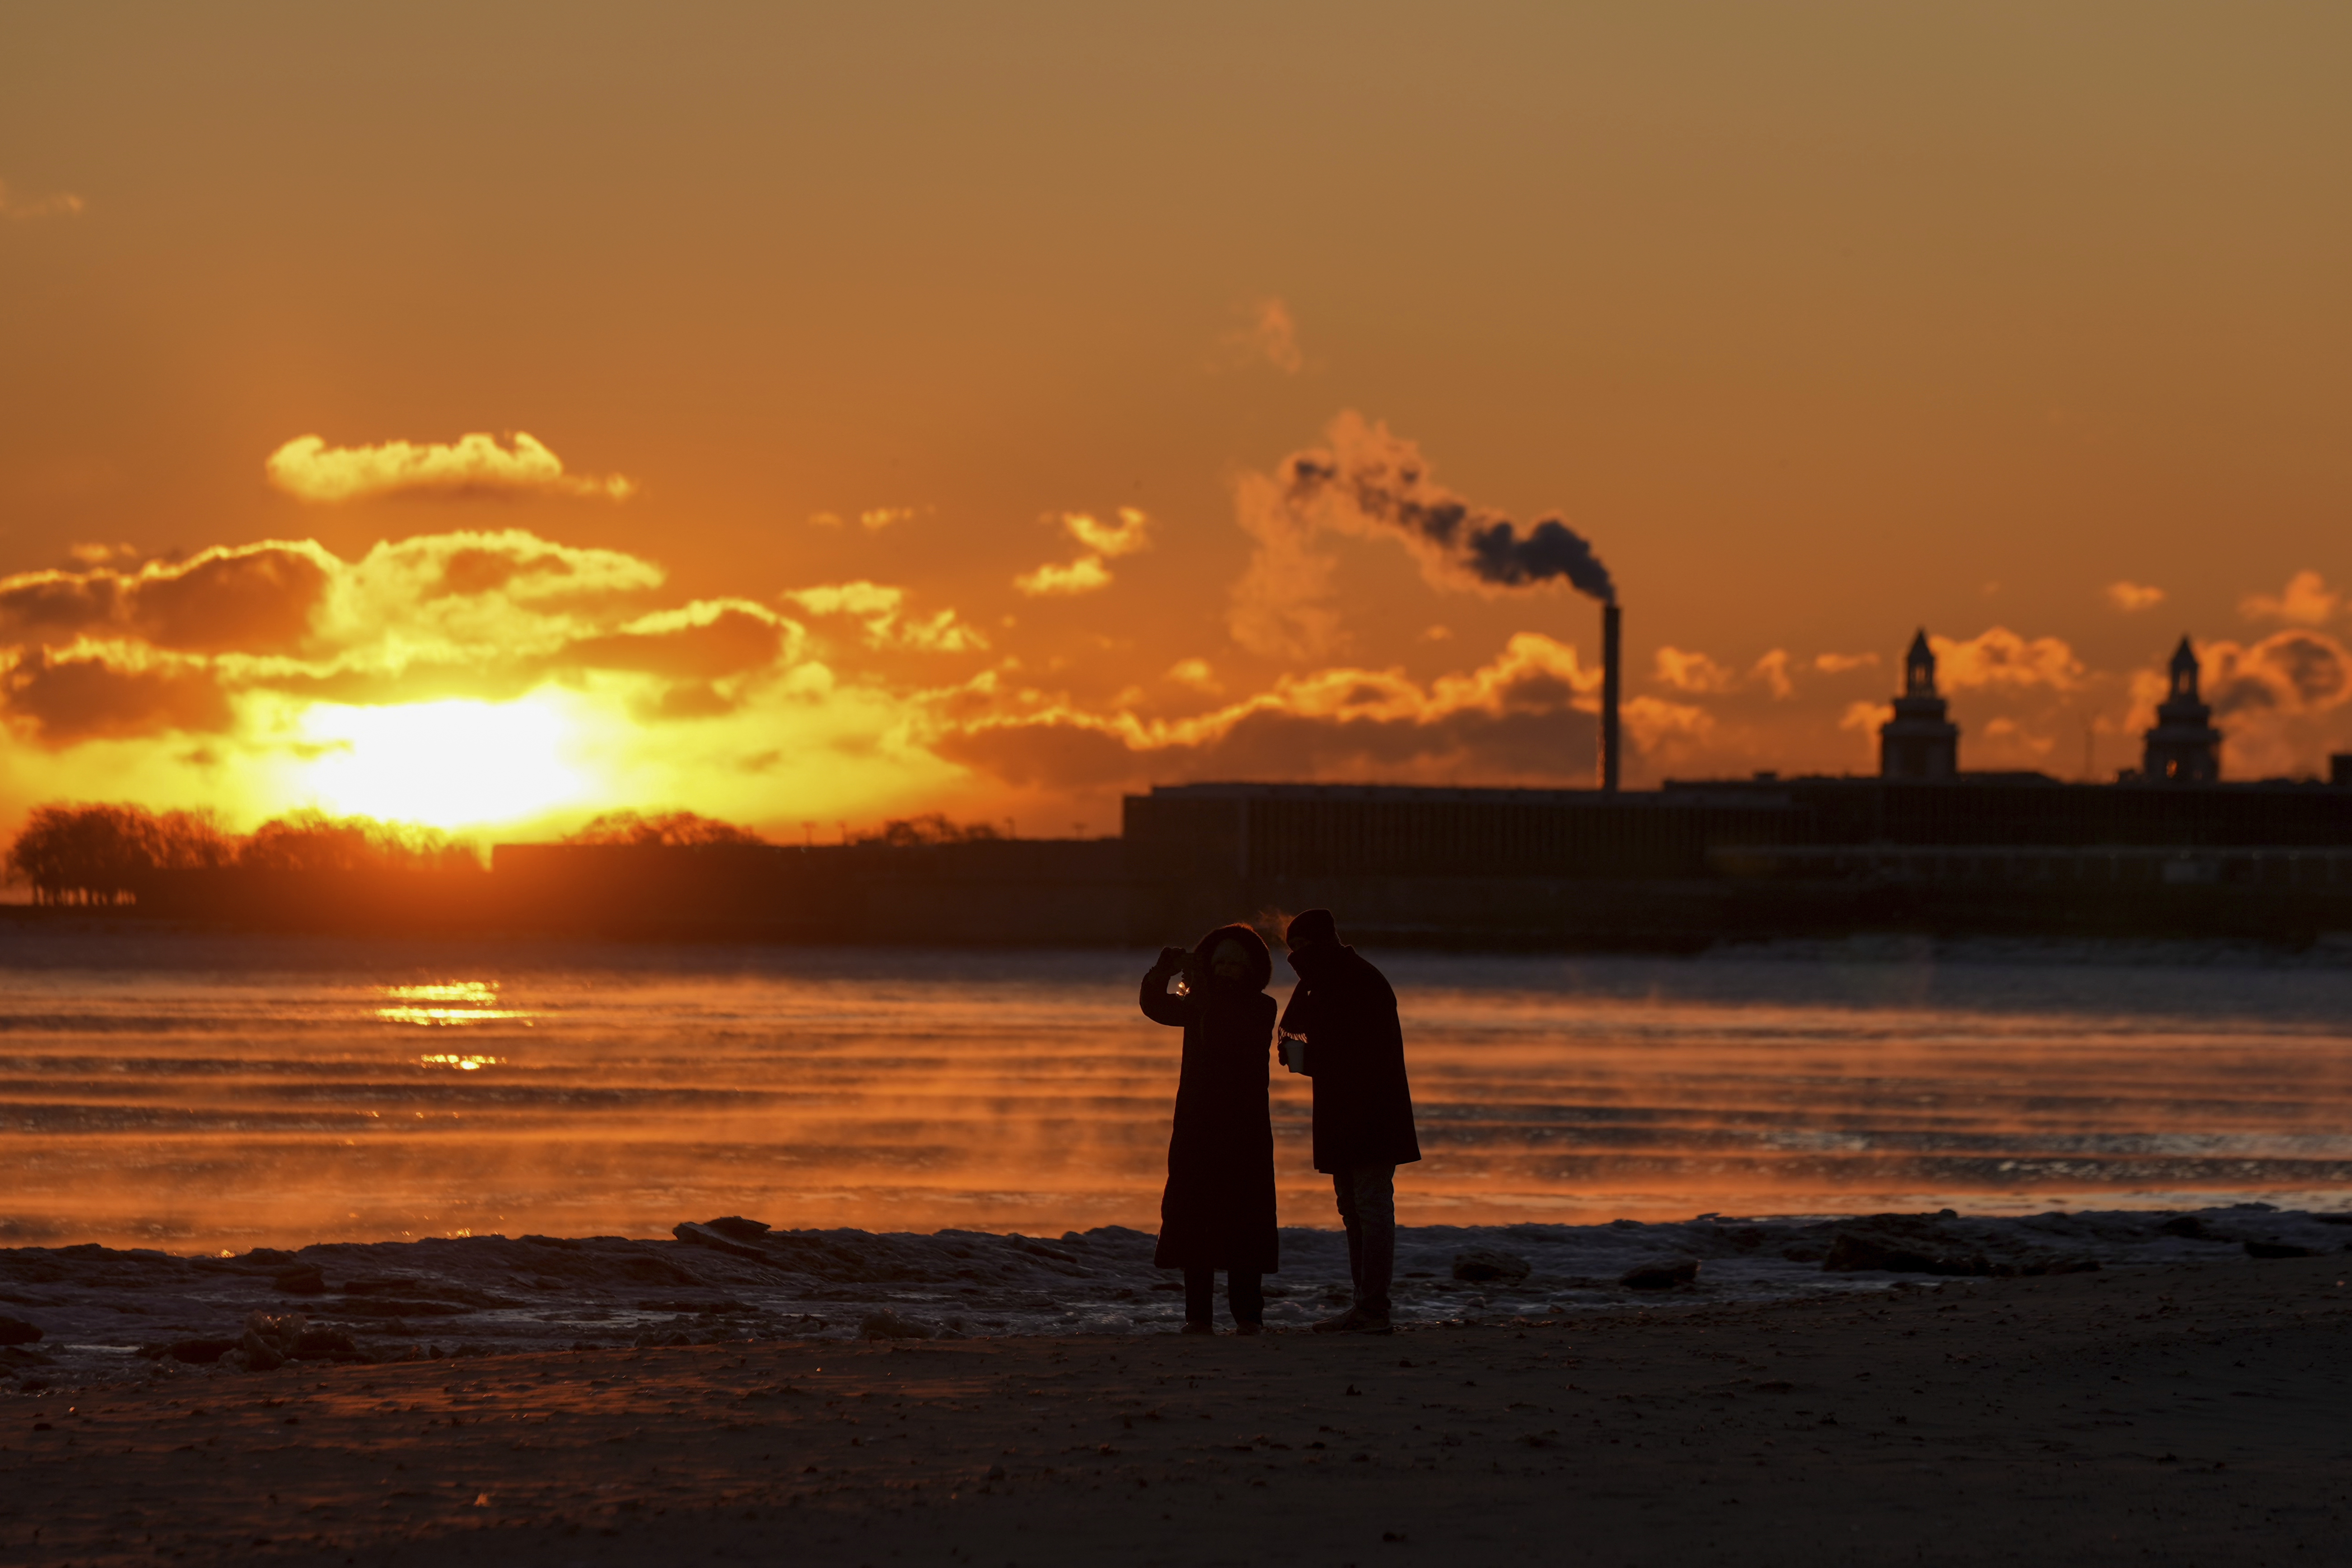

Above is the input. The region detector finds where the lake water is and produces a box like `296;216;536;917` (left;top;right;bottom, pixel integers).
5;929;2351;1253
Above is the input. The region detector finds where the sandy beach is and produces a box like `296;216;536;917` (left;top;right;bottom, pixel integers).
5;1248;2347;1566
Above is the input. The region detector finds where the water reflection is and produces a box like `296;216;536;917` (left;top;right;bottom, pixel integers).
0;936;2347;1251
377;980;533;1027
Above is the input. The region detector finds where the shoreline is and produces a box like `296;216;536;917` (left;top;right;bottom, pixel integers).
5;1205;2347;1381
5;1251;2346;1565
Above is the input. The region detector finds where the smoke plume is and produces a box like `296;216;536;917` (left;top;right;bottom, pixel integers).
1277;413;1612;599
1230;413;1611;658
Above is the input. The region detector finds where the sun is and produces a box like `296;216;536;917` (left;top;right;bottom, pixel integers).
293;694;590;828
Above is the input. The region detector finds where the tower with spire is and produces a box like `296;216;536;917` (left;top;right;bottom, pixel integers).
2141;636;2221;782
1880;630;1959;779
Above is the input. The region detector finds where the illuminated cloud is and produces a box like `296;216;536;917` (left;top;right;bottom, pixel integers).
1928;627;2084;693
1009;511;1150;600
1062;509;1150;558
2122;629;2352;777
1654;647;1737;694
0;529;967;834
1230;413;1611;656
1839;699;1892;733
2240;570;2340;627
1014;556;1113;597
2104;580;2166;613
806;505;926;531
1166;658;1220;692
1214;297;1305;374
1813;651;1880;674
937;633;1602;789
783;581;987;652
0;180;84;220
265;432;635;505
1655;647;1793;699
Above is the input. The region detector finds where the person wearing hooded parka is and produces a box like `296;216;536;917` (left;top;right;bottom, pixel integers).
1140;923;1279;1334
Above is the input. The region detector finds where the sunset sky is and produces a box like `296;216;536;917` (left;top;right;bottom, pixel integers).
3;4;2348;843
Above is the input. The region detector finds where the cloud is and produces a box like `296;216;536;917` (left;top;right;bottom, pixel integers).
1655;646;1794;699
1013;557;1113;597
2104;580;2167;613
1654;647;1737;695
1166;658;1220;692
1228;412;1611;658
783;581;988;652
0;542;335;657
1928;627;2084;693
860;507;919;531
2240;570;2340;627
2122;630;2352;778
1009;511;1151;600
0;180;84;220
1214;298;1305;374
1812;651;1880;674
937;632;1604;791
1062;509;1151;558
2;647;235;744
1840;700;1892;733
0;527;994;833
265;433;635;505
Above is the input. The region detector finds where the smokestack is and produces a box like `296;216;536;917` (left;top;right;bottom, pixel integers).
1599;601;1621;793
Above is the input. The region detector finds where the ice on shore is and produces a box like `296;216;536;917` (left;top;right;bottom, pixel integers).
2;1204;2346;1384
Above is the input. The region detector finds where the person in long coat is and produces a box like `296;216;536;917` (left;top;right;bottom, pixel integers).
1277;908;1419;1334
1141;922;1279;1334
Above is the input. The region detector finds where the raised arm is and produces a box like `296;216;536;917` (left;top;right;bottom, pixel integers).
1139;949;1197;1027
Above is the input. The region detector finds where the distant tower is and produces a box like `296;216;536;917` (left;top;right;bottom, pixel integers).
2141;636;2221;783
1880;630;1959;779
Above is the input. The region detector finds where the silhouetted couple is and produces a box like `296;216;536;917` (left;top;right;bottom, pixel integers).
1139;909;1420;1335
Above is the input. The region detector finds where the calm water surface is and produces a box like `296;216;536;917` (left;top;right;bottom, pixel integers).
4;930;2350;1251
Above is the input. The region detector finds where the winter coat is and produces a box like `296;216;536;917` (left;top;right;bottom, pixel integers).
1141;973;1281;1273
1278;944;1421;1174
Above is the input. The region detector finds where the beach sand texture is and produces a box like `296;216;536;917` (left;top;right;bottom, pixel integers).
5;1253;2348;1566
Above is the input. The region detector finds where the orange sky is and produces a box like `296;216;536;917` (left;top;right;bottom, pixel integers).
3;4;2349;843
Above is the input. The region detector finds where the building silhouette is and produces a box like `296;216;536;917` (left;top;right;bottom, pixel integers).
2141;636;2222;783
1879;630;1959;779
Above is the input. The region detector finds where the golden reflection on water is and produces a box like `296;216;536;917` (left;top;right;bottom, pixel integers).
4;947;2351;1252
376;979;535;1028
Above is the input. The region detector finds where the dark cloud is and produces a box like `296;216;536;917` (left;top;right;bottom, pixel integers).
430;546;580;600
2;653;235;744
133;547;327;655
0;545;328;656
939;691;1596;796
557;607;787;681
0;573;123;642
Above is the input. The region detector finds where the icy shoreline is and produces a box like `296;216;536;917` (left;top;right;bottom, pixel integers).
4;1204;2347;1387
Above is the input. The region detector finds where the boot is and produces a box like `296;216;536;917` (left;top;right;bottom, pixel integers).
1310;1305;1393;1335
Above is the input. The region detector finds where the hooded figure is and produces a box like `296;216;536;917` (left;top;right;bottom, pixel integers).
1141;922;1279;1333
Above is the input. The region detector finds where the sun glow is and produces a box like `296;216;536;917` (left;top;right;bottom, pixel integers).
296;695;589;828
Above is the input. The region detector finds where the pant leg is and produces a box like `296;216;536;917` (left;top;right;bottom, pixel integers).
1331;1171;1365;1301
1349;1165;1398;1314
1227;1271;1263;1325
1184;1266;1214;1324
